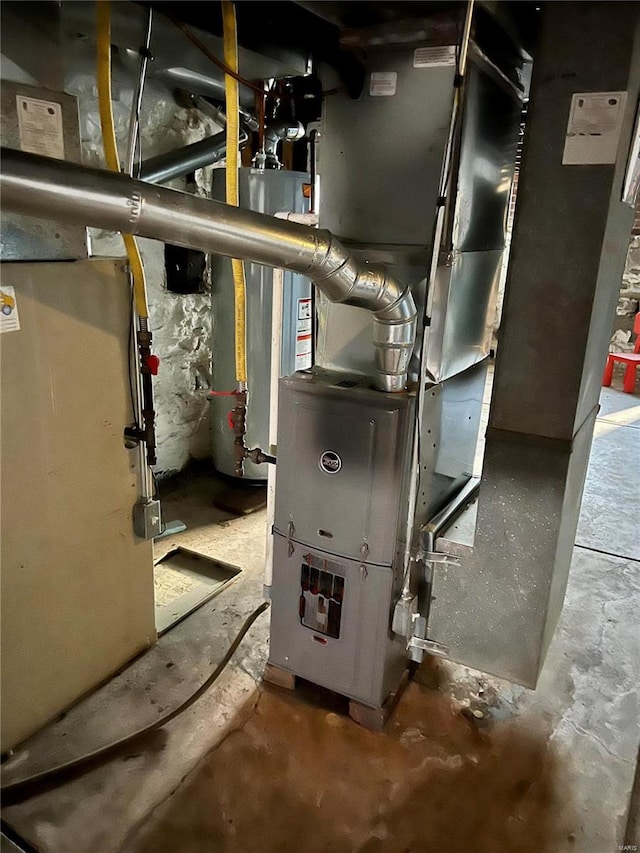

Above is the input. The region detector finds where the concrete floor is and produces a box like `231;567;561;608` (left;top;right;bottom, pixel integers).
1;380;639;853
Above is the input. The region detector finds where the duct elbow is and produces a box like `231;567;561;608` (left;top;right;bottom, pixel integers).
309;237;417;391
344;264;417;391
373;287;417;392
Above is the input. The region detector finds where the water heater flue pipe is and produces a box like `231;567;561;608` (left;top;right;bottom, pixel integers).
139;128;248;184
0;148;416;391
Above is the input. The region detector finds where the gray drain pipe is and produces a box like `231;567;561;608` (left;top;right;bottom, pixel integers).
0;148;416;391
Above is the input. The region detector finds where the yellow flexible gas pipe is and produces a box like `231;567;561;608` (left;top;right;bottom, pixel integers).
96;0;149;320
222;0;248;386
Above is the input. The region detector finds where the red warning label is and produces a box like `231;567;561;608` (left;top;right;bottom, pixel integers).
296;297;312;370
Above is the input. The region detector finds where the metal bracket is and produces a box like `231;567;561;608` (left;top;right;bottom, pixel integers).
153;518;187;540
407;635;450;658
287;520;295;557
423;552;460;567
359;542;369;579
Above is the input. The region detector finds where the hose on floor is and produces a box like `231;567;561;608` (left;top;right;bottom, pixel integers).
1;601;270;798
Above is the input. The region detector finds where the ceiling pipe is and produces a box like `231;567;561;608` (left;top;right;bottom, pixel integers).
0;148;416;392
140;63;255;109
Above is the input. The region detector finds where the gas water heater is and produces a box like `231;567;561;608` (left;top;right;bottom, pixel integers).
210;168;312;479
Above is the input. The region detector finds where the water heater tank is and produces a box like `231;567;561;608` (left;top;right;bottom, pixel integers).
210;168;312;479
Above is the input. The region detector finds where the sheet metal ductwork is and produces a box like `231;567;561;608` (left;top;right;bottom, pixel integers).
0;148;416;392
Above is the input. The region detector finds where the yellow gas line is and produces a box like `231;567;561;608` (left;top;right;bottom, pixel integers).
222;0;248;386
96;0;149;320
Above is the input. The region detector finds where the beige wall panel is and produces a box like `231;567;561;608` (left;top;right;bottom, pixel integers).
0;259;155;750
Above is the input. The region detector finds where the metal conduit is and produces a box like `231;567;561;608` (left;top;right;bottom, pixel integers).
0;148;417;391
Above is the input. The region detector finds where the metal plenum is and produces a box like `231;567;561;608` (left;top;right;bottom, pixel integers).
0;148;417;391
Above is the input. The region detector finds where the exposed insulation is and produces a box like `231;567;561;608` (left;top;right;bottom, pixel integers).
66;47;221;474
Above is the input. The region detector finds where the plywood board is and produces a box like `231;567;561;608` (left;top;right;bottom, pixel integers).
0;259;155;750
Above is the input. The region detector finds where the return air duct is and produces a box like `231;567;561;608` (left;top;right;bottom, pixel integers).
0;148;417;392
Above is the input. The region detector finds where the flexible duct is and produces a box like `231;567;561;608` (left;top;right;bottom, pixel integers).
0;149;417;391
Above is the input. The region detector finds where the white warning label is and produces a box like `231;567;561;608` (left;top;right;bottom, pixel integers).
562;91;627;165
17;95;65;160
0;286;21;334
369;72;397;97
413;45;456;68
296;297;312;370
